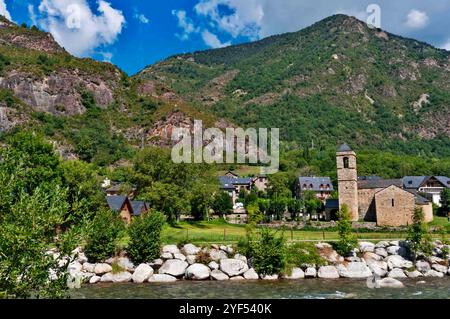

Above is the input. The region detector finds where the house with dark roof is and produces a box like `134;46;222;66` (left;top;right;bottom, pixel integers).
106;195;150;224
403;176;450;207
219;175;255;206
296;176;334;201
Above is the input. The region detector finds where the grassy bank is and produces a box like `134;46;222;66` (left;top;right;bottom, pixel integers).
161;218;450;245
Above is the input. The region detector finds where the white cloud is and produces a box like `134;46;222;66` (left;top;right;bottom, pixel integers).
0;0;12;21
134;13;149;24
172;9;198;40
405;9;429;29
28;4;37;26
98;51;113;62
37;0;125;56
194;0;264;40
442;41;450;51
201;29;230;48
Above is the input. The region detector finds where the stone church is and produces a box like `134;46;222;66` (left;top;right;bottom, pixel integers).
326;144;433;227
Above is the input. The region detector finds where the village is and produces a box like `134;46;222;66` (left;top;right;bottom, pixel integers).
103;143;449;228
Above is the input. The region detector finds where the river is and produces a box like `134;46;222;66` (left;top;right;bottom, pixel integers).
71;277;450;299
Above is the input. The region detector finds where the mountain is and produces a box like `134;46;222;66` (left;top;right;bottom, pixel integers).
137;14;450;156
1;14;450;166
0;16;225;165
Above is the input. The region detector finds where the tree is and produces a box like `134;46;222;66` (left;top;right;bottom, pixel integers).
247;227;286;276
60;160;104;222
268;197;288;220
287;198;304;220
0;132;76;298
439;188;450;217
128;212;165;264
407;207;433;260
83;209;125;263
334;204;357;256
189;182;217;221
143;182;189;223
211;192;233;216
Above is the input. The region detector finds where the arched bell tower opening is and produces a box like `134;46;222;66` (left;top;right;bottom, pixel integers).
336;143;359;221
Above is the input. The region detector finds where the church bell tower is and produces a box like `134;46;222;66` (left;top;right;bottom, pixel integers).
337;143;359;221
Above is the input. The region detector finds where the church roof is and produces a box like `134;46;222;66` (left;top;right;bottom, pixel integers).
358;178;403;189
337;143;352;152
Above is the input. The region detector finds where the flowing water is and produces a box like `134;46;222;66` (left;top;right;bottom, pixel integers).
71;278;450;299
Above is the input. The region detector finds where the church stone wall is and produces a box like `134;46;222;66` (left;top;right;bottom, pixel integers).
358;188;383;221
375;186;415;227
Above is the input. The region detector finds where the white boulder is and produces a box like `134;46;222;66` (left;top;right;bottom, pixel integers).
377;277;404;288
219;259;249;277
405;270;423;278
375;248;388;258
318;266;340;279
337;262;372;278
162;245;180;254
234;254;247;263
284;268;305;280
173;253;187;261
210;249;228;261
161;252;173;260
132;264;154;283
159;259;188;277
261;274;278;280
243;268;259;280
208;261;219;270
94;263;112;275
101;271;132;283
388;268;407;278
148;274;177;282
432;264;448;273
423;270;444;278
185;264;211;280
89;275;101;284
415;260;431;273
83;262;96;273
305;267;317;278
359;242;375;253
386;255;413;270
210;270;229;281
186;255;197;265
181;244;200;256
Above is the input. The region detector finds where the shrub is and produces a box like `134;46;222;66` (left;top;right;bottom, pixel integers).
284;242;327;274
84;209;125;263
248;227;286;276
127;212;165;264
195;250;212;265
334;204;357;256
407;207;433;259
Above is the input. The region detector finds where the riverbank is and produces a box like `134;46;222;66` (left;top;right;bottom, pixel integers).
64;240;450;290
71;277;450;299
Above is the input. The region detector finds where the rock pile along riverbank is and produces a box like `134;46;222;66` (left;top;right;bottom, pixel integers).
61;240;450;288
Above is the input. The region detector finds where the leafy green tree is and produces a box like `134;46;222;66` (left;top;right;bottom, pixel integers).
84;209;125;263
0;132;76;298
212;192;233;216
268;197;288;220
189;182;217;220
334;204;357;256
247;202;263;225
127;212;165;264
60;160;104;222
143;182;189;223
287;198;304;220
407;207;433;260
439;188;450;217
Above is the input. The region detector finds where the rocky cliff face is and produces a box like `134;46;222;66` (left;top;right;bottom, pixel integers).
0;69;118;115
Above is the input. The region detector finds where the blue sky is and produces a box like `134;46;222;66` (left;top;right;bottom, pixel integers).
2;0;450;75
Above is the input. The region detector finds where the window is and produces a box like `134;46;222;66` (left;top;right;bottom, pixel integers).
343;157;349;168
303;184;307;188
408;181;413;185
392;199;395;207
309;184;313;189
